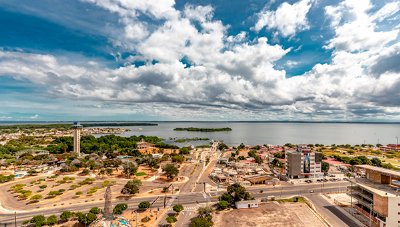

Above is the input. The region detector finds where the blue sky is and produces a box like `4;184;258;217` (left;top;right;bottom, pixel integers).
0;0;399;121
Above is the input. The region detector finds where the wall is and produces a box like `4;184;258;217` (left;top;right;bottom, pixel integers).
386;196;400;227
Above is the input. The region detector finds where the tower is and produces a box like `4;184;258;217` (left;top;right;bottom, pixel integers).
103;185;113;220
72;122;83;156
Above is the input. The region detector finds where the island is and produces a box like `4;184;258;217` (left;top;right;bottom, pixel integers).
171;137;210;143
173;127;232;132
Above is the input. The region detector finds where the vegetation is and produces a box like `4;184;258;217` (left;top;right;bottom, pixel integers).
163;164;179;180
60;211;72;222
121;179;142;195
0;174;15;183
190;206;214;227
219;183;253;207
166;215;177;224
90;207;101;215
138;201;151;210
76;212;97;225
46;215;58;226
113;203;128;215
30;215;46;227
173;204;184;213
174;137;209;143
174;127;232;132
217;200;229;210
123;162;138;178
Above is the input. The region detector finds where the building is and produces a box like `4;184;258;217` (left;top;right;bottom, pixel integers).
285;146;323;178
72;122;83;156
235;200;259;209
136;139;155;150
347;165;400;227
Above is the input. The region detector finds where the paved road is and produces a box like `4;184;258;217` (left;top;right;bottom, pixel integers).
0;182;350;226
306;194;362;227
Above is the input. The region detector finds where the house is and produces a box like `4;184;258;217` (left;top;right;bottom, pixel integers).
137;139;155;150
235;200;259;209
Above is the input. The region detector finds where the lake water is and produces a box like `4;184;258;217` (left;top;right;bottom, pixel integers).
113;122;400;146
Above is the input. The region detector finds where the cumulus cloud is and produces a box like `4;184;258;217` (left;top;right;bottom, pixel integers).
0;0;399;121
254;0;313;37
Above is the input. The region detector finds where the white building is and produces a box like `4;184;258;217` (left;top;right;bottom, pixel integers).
235;200;259;209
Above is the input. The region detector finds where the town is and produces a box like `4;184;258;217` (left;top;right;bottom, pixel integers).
0;123;399;227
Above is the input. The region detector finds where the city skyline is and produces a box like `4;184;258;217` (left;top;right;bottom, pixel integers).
0;0;399;121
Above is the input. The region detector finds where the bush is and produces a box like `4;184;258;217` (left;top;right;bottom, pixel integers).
46;215;58;226
30;215;46;227
138;201;151;210
30;194;43;201
166;216;177;224
60;211;72;222
113;203;128;215
218;200;229;210
121;179;142;195
90;207;101;215
173;204;184;213
39;185;47;189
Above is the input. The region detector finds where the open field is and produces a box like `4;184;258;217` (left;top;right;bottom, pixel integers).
213;202;326;227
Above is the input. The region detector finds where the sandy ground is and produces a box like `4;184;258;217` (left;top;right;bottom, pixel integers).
213;202;326;227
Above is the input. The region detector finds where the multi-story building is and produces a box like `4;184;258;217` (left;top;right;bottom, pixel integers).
347;165;400;227
72;122;83;156
285;145;323;178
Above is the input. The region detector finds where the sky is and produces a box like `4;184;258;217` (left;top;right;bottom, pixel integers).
0;0;399;121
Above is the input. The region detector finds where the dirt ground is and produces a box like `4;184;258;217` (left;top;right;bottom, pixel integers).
213;202;326;227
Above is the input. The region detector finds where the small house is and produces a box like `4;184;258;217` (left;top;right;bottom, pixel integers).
235;200;259;209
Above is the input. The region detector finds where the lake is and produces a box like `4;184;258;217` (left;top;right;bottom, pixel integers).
111;122;400;146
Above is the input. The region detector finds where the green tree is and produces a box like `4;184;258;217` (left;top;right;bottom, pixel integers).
46;215;58;226
30;215;46;227
321;162;330;172
190;217;213;227
171;154;185;163
218;200;229;210
123;162;138;178
121;179;142;195
197;206;213;218
138;201;151;210
371;158;382;167
179;147;190;155
113;203;128;215
227;183;253;204
166;216;177;224
173;204;184;213
90;207;101;215
60;211;72;222
163;164;179;180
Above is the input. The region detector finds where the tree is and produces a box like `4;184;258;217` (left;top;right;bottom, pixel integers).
173;204;184;213
226;183;252;203
46;215;58;226
171;154;185;163
197;206;213;218
30;215;46;227
218;143;228;151
166;216;177;224
30;194;43;202
321;162;330;172
60;211;72;222
218;200;229;210
179;147;190;155
190;217;213;227
121;179;142;195
371;158;382;167
219;192;234;205
90;207;101;215
86;212;97;224
163;164;179;180
123;162;138;178
113;203;128;215
138;201;151;210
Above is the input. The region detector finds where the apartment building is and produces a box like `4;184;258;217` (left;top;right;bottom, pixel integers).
347;165;400;227
285;145;323;178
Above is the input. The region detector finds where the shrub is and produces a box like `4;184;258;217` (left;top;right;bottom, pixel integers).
218;200;229;210
30;215;46;227
173;204;184;213
46;215;58;226
138;201;151;210
90;207;101;215
166;216;177;224
60;211;72;222
113;203;128;215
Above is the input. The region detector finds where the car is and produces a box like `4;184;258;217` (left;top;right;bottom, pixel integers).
309;190;314;193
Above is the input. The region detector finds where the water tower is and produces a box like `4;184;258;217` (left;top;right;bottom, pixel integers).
72;122;83;156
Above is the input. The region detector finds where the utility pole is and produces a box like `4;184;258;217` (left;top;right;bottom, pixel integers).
14;212;16;227
396;136;399;151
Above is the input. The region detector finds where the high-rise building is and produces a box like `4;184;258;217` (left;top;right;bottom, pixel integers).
285;145;323;178
347;165;400;227
72;122;82;156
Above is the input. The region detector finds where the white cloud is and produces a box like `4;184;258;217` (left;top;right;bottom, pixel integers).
254;0;313;37
325;0;399;52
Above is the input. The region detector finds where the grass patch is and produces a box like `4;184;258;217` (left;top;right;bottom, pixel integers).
276;196;306;203
135;172;147;177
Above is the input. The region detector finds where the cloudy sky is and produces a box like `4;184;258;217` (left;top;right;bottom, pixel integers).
0;0;399;121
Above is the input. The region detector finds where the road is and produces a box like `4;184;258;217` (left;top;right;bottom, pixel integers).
306;194;362;227
0;182;350;226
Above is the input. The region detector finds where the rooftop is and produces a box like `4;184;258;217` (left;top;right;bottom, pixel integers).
356;165;400;178
351;178;400;197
